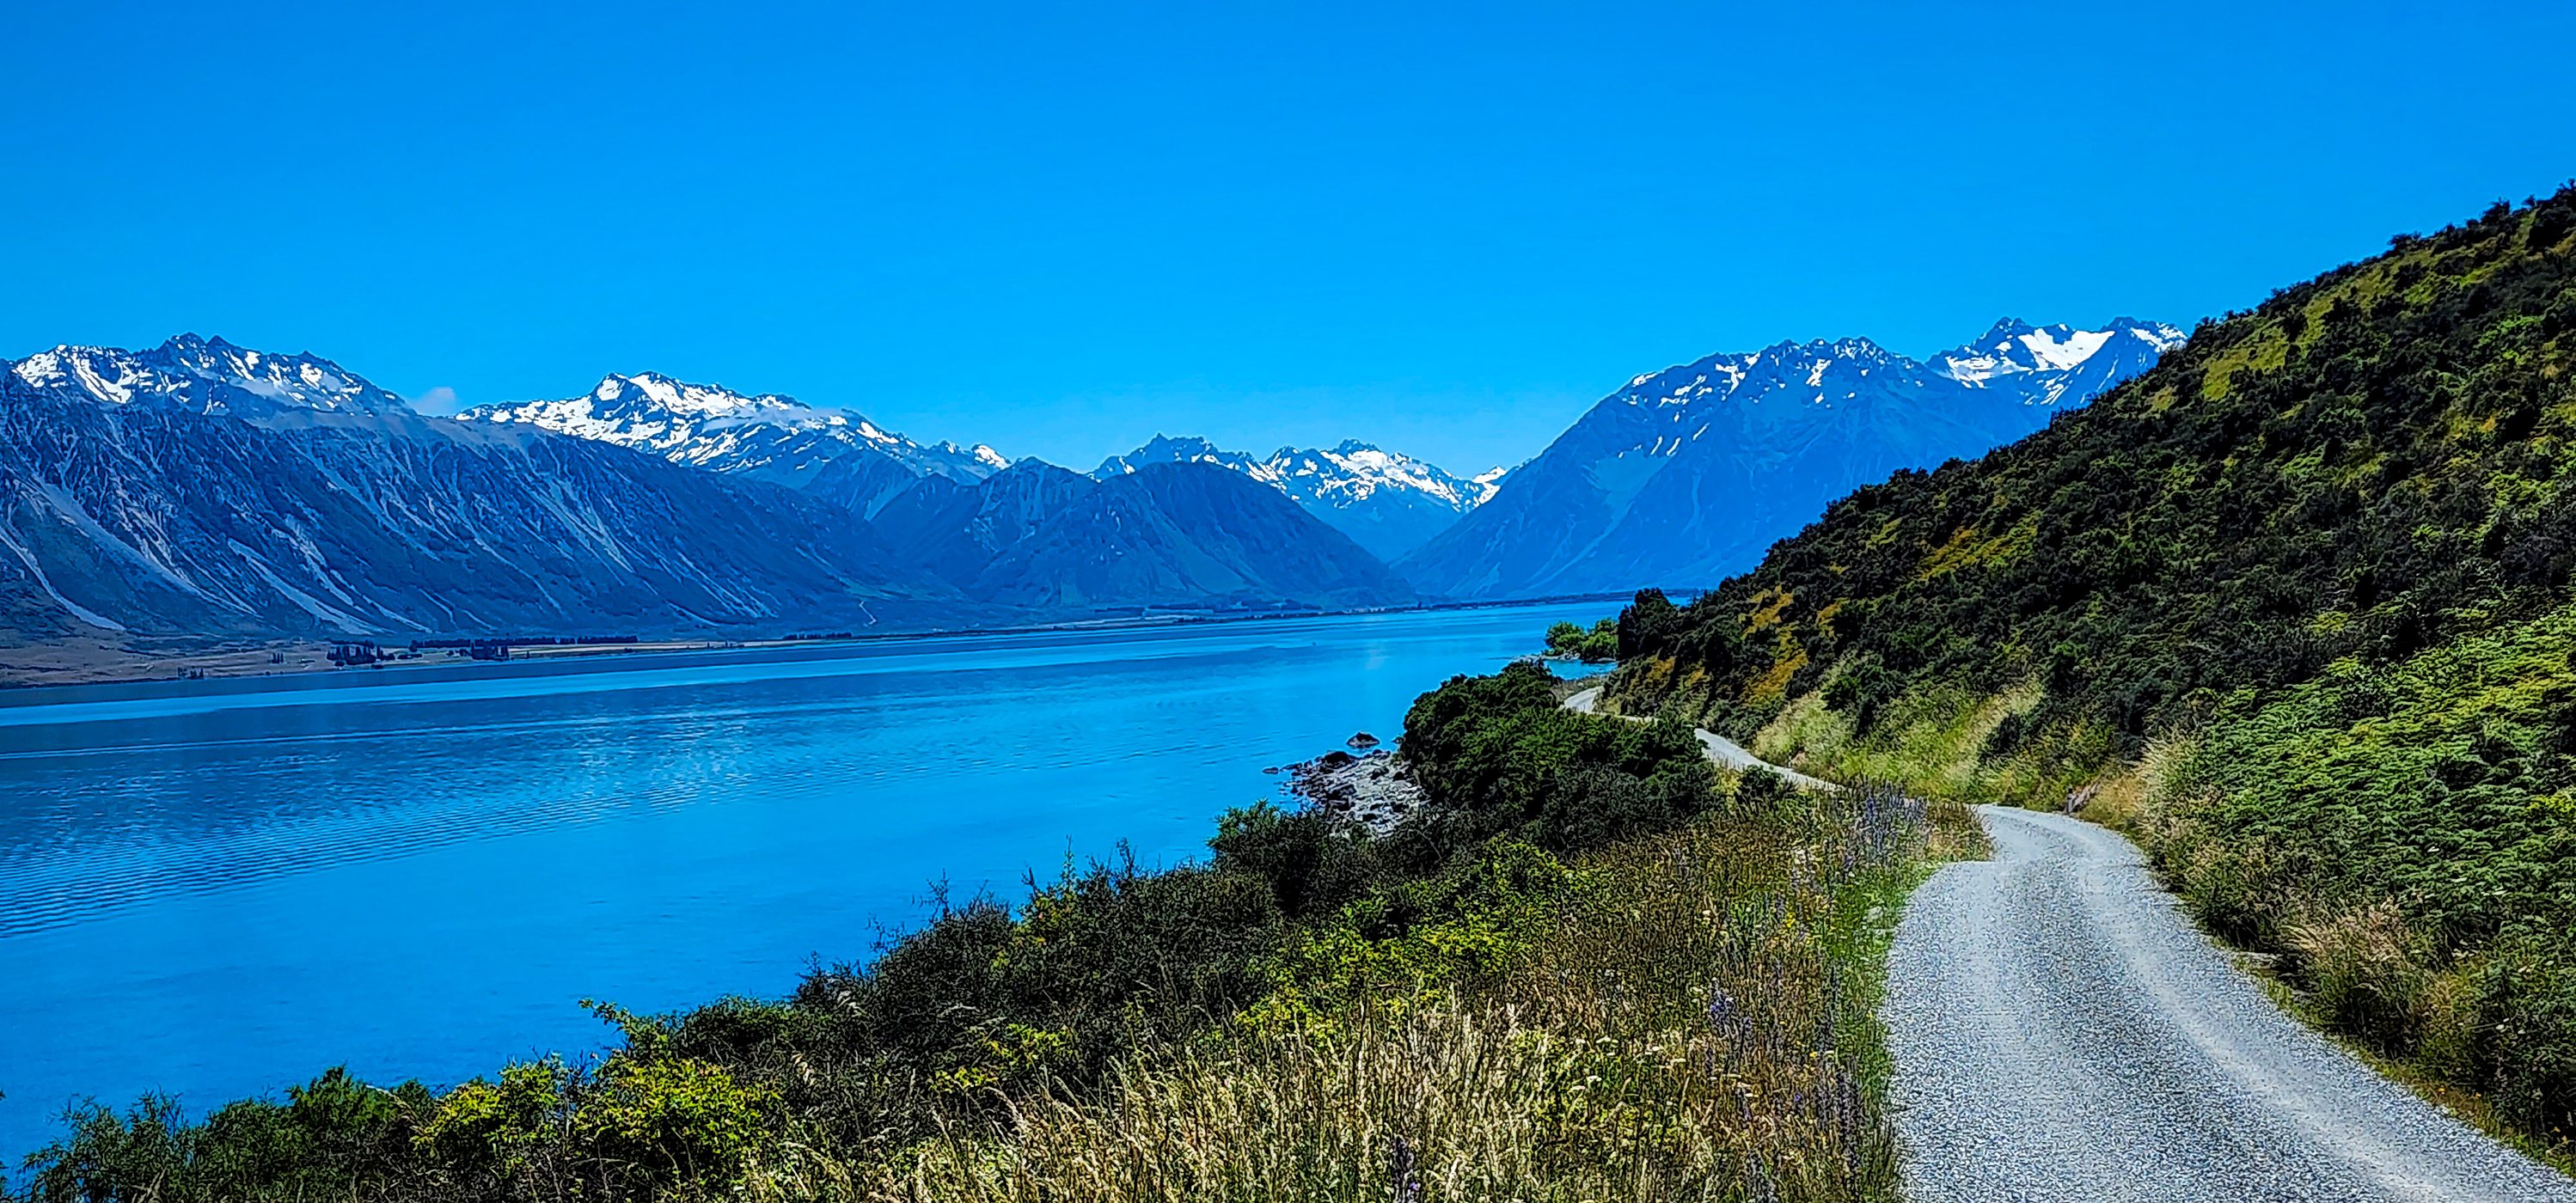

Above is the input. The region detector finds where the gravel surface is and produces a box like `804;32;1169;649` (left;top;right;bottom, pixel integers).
1885;804;2576;1202
1561;686;1839;790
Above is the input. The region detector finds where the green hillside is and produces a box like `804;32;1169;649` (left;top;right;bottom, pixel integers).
1605;186;2576;1146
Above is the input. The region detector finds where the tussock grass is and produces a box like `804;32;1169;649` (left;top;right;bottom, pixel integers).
1750;679;2110;808
860;798;1966;1203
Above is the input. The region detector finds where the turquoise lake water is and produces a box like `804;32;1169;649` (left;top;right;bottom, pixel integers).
0;602;1612;1162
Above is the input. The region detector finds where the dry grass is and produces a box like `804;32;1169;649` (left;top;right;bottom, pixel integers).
830;800;1964;1203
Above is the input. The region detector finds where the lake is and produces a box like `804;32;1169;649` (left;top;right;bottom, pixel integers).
0;601;1612;1161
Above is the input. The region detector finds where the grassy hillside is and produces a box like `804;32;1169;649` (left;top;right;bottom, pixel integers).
9;663;1977;1202
1604;186;2576;1148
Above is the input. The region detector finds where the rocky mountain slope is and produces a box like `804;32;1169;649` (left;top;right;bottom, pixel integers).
15;333;413;420
1396;318;2182;599
0;340;962;641
1095;435;1502;560
972;461;1414;610
872;460;1098;589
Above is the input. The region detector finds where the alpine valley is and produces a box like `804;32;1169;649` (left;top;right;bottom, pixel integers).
0;318;2179;675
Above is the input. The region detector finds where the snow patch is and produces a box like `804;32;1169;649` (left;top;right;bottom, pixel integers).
2016;327;2114;370
0;517;127;631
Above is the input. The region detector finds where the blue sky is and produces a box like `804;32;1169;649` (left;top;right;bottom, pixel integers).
3;3;2572;473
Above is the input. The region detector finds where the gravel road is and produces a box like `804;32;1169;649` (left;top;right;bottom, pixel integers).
1560;686;1839;791
1885;804;2576;1202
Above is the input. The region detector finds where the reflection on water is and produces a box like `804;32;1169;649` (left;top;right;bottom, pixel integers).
0;602;1611;1159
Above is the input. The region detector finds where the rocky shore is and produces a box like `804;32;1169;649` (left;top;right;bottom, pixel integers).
1282;744;1426;834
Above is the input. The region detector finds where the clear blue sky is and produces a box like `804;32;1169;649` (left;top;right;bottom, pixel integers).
3;2;2572;473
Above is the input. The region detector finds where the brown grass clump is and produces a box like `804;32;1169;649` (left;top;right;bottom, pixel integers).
862;798;1958;1203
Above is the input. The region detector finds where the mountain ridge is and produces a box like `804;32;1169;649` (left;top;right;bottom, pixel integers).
0;355;967;642
457;372;1006;509
974;461;1415;610
9;334;413;423
1094;434;1501;561
1395;316;2184;599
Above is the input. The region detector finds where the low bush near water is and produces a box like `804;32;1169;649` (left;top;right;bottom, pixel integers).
1543;618;1618;662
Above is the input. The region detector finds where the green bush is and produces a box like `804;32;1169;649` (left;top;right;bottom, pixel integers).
1210;800;1389;919
573;1057;770;1194
199;1068;424;1196
21;1095;196;1202
411;1059;569;1191
1397;662;1724;861
2485;942;2576;1139
1545;618;1619;662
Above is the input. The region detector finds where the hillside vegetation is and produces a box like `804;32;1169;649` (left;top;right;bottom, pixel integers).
9;662;1975;1202
1606;186;2576;1148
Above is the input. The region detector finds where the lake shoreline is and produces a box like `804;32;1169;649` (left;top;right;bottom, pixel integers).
0;602;1631;1165
0;593;1655;694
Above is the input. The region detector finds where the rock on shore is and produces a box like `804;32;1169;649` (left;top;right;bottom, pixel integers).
1285;748;1425;834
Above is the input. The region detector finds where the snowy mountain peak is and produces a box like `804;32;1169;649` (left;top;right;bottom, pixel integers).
2111;316;2191;354
1398;315;2189;599
1619;333;1919;413
9;335;407;418
1093;435;1246;475
461;372;1002;488
1609;319;2187;419
1929;317;2188;402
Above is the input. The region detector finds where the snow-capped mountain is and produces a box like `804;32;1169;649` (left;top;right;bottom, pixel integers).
1093;435;1502;561
0;339;970;641
458;372;1007;498
9;334;409;421
0;336;1432;645
1397;317;2187;599
1930;318;2187;405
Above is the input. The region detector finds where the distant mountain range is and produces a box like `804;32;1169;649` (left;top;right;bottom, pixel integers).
0;339;1415;648
0;337;959;643
980;461;1411;610
0;319;2182;656
1396;318;2185;598
870;457;1407;610
1093;435;1504;561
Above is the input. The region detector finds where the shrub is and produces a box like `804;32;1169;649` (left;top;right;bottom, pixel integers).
412;1059;570;1190
1616;588;1684;660
2484;943;2576;1139
198;1067;423;1195
21;1096;197;1203
1397;663;1723;860
573;1057;772;1194
1210;800;1388;919
1545;618;1619;662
